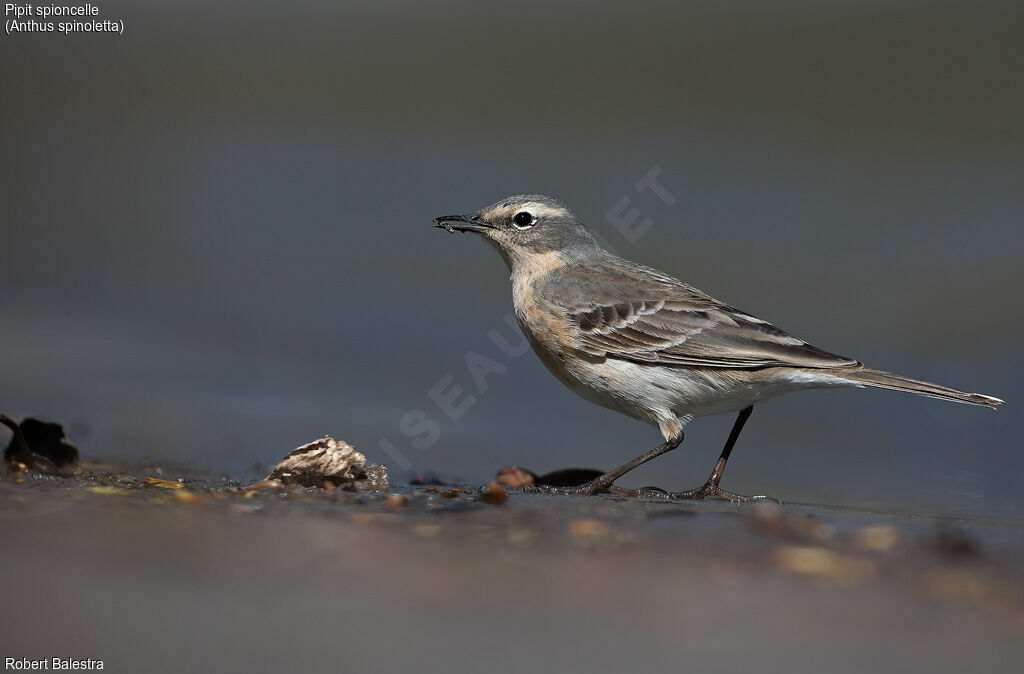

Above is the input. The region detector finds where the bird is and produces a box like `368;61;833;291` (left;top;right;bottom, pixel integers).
433;195;1003;501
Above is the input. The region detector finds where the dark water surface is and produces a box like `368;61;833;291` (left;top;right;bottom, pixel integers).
2;1;1022;521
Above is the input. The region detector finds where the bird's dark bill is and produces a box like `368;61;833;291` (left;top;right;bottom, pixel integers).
432;213;492;234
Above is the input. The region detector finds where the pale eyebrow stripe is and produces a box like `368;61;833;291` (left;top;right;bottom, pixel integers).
515;203;568;219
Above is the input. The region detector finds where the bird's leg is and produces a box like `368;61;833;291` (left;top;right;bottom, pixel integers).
522;431;684;496
619;406;778;503
673;406;777;503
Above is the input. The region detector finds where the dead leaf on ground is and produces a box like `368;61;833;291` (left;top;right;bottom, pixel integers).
146;477;185;490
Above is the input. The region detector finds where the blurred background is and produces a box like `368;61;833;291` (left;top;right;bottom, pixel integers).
2;0;1021;518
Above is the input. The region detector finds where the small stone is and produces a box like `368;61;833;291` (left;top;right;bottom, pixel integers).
86;486;131;496
747;502;833;542
772;545;875;585
173;489;205;504
929;529;982;560
479;481;508;505
568;519;608;538
386;494;409;508
855;525;898;551
495;466;535;488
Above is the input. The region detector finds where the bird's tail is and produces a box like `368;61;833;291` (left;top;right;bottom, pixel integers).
840;367;1003;409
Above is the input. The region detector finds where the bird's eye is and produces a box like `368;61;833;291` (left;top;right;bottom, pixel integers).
512;211;536;229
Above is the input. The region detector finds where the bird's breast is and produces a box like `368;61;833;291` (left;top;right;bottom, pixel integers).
512;275;584;372
513;291;575;362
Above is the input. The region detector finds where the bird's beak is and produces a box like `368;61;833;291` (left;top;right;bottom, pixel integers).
433;213;494;234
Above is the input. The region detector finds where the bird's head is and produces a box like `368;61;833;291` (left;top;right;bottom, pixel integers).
434;195;599;269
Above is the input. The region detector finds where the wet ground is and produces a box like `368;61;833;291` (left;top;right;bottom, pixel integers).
2;465;1022;673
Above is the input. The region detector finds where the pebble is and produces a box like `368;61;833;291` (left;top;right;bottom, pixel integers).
479;482;508;505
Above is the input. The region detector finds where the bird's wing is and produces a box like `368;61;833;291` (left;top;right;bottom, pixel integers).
546;265;859;370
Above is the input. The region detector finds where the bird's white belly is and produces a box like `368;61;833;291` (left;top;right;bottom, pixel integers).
562;357;853;427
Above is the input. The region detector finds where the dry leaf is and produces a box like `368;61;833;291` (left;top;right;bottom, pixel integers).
146;477;185;490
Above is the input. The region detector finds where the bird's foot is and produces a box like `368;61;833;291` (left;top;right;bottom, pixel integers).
521;477;611;496
518;434;683;497
614;483;779;504
607;486;672;499
671;482;779;503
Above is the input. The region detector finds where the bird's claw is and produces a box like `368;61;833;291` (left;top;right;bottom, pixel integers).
608;486;672;499
671;483;780;503
607;483;779;503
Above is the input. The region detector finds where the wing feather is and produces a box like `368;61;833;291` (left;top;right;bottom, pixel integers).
539;262;858;370
572;301;857;369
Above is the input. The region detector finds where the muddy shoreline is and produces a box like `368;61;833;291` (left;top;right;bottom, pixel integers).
3;464;1022;673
